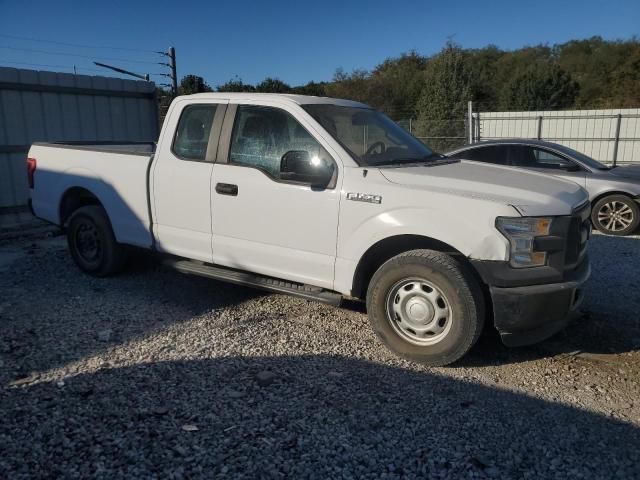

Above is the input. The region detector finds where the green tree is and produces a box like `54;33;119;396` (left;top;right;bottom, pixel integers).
216;76;256;92
324;68;371;103
290;81;327;96
255;77;291;93
499;64;579;110
414;43;473;151
368;51;428;118
178;75;212;95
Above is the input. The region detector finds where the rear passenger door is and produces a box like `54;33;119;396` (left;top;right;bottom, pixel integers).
210;103;341;289
152;99;228;262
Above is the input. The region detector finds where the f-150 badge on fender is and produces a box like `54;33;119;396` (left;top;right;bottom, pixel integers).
346;192;382;204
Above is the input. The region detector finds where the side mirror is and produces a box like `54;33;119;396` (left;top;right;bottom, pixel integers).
565;164;581;172
280;150;333;187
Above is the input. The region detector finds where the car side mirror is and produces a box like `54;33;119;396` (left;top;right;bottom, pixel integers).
565;164;581;172
280;150;333;188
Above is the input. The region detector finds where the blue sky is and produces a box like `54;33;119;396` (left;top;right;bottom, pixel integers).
0;0;638;87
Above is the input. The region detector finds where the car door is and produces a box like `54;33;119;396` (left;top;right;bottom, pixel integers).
508;145;587;188
210;103;340;289
152;99;228;262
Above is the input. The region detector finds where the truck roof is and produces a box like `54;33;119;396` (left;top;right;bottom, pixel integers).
184;92;369;108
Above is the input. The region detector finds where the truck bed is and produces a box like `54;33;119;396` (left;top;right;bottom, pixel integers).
29;142;155;248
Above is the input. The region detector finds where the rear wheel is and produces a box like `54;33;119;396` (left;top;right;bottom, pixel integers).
366;249;484;366
592;195;639;236
67;205;127;276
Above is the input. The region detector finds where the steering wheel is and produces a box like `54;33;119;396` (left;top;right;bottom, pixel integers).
365;141;386;157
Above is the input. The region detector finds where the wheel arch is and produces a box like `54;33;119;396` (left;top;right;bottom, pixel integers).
350;234;485;300
591;190;639;208
59;187;104;227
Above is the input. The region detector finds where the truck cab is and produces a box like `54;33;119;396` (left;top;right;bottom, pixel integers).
28;93;591;366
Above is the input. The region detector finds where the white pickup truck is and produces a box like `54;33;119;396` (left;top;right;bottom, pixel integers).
28;93;591;366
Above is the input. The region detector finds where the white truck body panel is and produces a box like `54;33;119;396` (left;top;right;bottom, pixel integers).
29;144;153;248
28;93;590;298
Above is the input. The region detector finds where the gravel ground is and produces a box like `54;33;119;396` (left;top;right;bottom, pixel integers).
1;224;639;479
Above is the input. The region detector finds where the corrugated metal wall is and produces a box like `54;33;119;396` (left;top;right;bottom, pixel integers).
475;108;640;165
0;67;159;208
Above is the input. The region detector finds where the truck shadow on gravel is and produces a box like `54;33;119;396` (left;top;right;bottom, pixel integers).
1;354;639;478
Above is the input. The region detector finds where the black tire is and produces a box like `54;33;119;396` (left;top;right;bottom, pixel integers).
67;205;127;277
591;194;640;236
366;249;484;366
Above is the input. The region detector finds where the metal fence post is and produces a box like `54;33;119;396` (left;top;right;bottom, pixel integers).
537;116;543;140
409;118;412;134
612;113;622;166
468;101;473;144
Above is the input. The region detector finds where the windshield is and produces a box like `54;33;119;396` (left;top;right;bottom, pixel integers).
552;144;610;170
302;104;439;166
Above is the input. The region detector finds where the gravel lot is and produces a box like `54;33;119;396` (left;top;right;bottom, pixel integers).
1;223;639;479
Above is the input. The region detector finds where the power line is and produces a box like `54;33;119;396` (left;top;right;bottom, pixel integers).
0;45;160;65
0;33;158;54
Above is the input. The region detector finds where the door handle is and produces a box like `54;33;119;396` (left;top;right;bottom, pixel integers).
215;183;238;196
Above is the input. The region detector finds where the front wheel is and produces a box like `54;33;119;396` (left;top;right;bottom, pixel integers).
592;195;640;236
366;250;484;366
67;205;127;277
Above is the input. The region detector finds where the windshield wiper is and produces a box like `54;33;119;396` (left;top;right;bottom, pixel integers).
375;153;449;167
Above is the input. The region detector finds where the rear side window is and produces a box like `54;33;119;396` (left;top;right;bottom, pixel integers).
173;105;217;161
455;145;509;165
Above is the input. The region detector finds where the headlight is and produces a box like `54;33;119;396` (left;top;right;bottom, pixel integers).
496;217;553;268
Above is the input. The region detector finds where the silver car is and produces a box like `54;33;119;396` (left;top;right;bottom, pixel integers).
447;140;640;235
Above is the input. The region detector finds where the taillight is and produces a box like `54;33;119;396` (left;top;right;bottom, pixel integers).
27;157;36;188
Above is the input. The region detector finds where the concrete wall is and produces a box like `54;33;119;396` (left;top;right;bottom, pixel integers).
475;108;640;165
0;67;159;208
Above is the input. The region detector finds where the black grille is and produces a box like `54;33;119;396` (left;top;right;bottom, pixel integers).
565;204;590;268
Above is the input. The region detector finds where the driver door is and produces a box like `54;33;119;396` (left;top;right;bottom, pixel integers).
210;104;341;289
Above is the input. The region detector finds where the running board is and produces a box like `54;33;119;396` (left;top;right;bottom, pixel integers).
163;258;342;306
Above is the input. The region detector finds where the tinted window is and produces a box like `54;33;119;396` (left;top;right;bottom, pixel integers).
229;105;334;182
456;145;509;165
511;146;576;170
173;105;217;160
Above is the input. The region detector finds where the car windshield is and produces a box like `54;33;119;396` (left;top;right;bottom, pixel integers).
552;144;610;170
302;104;440;167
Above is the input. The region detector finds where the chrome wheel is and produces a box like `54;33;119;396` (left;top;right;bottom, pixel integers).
597;201;634;232
385;278;453;346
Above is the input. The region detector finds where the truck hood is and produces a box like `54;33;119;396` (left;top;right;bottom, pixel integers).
379;160;588;216
609;165;640;181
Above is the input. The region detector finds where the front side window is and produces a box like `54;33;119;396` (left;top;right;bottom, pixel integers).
173;105;217;160
455;145;509;165
229;105;335;184
302;104;439;167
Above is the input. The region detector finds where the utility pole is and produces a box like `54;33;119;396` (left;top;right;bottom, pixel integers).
157;47;178;97
168;47;178;97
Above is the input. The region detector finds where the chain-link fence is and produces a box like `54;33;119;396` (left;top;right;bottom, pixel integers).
396;117;468;153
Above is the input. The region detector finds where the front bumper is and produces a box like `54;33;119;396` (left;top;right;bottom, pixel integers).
488;259;591;346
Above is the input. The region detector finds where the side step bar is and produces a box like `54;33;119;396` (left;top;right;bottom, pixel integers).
163;258;342;306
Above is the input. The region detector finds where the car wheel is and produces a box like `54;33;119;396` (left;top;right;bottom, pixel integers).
366;249;484;366
67;205;127;276
592;195;640;236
